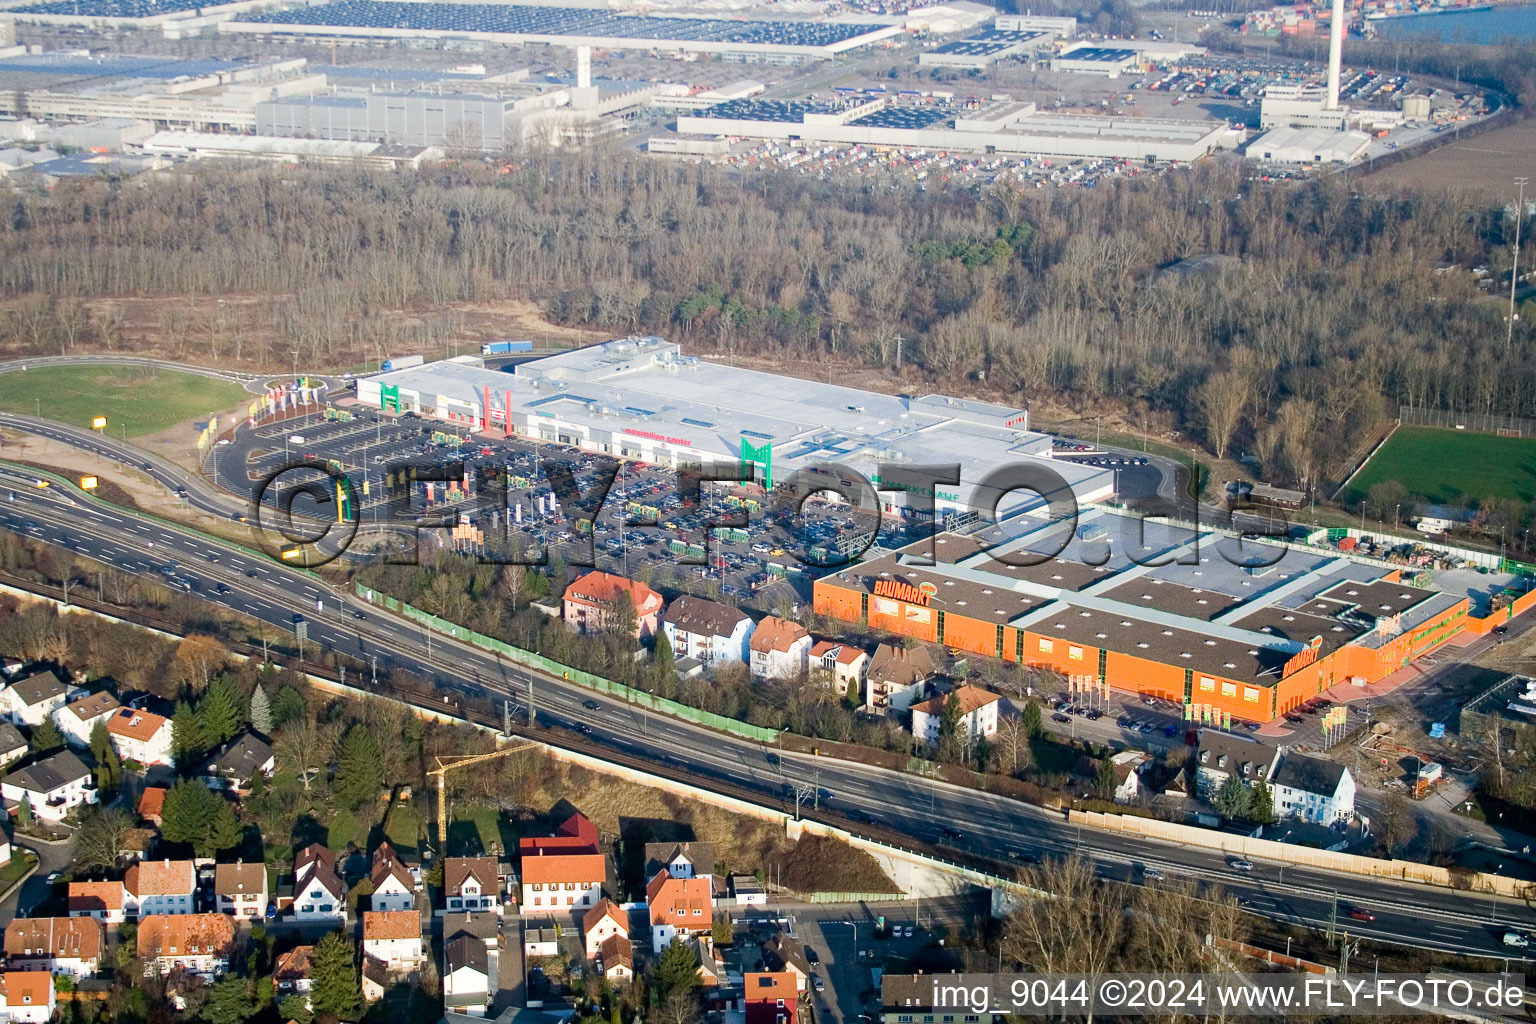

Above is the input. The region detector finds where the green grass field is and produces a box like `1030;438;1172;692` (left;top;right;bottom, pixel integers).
1347;425;1536;506
0;365;248;437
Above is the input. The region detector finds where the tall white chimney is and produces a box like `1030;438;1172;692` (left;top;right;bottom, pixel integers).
1325;0;1345;110
576;45;591;90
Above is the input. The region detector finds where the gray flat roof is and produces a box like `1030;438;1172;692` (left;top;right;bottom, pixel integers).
364;341;1114;515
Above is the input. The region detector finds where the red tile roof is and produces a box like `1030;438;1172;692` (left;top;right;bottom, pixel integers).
67;881;122;914
520;851;604;887
105;708;169;743
0;972;53;1009
911;684;1000;718
565;572;662;614
363;910;421;942
518;811;599;855
124;859;195;898
582;898;627;938
645;870;712;928
749;616;809;654
3;917;102;962
136;915;235;960
136;787;166;821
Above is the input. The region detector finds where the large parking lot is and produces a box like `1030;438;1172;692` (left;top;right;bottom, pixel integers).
221;403;923;611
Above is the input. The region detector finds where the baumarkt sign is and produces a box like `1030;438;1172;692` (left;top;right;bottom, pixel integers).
874;578;936;607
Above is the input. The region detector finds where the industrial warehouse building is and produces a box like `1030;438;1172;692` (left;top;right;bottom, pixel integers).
220;1;902;62
353;339;1115;522
671;96;1236;162
917;28;1049;70
813;509;1470;724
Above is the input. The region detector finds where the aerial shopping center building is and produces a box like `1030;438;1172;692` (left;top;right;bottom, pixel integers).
813;509;1470;725
353;338;1115;523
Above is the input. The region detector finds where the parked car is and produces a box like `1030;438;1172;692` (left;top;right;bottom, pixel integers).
1052;713;1071;724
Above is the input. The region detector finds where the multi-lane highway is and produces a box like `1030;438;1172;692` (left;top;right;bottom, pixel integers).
1;462;1533;961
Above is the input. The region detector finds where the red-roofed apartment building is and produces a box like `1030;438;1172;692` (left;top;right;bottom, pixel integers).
124;859;197;918
910;685;1001;746
744;972;797;1024
748;617;811;680
645;869;711;953
0;971;56;1023
104;708;173;767
67;882;125;925
3;917;103;979
521;850;604;917
443;858;504;917
582;898;628;957
563;572;664;639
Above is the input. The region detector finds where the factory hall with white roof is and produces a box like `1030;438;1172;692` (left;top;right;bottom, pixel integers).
354;339;1114;521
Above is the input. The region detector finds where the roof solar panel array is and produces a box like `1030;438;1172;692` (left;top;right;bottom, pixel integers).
234;0;882;47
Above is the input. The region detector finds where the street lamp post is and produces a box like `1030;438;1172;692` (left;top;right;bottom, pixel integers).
1511;177;1528;350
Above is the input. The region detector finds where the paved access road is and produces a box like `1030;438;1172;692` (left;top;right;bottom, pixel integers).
2;467;1534;962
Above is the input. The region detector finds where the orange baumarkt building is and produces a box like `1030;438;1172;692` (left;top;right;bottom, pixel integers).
813;512;1475;724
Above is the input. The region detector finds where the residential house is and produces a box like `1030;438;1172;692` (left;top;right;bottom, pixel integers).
910;685;1001;746
370;842;416;913
136;786;167;826
1;750;96;822
199;732;274;794
0;725;24;770
214;861;268;919
105;707;173;767
443;935;492;1017
524;927;558;958
809;641;867;697
562;571;664;639
291;844;346;923
748;617;811;680
744;972;798;1024
360;956;388;1004
1269;752;1356;825
1193;731;1272;801
661;596;754;670
137;914;236;979
642;841;715;883
67;882;125;924
690;935;726;988
518;811;599;856
125;859;197;918
759;934;810;992
0;972;55;1024
1074;751;1144;804
864;644;934;712
273;946;314;1003
596;934;633;982
2;671;68;728
519;850;603;917
1109;751;1145;805
645;869;711;954
444;857;504;916
582;898;628;957
54;692;119;749
362;911;423;971
3;917;103;979
880;974;1006;1024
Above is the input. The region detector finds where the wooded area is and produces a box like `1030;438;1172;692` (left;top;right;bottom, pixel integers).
0;154;1530;494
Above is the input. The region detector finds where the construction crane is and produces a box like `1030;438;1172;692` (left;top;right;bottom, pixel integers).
428;741;538;851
